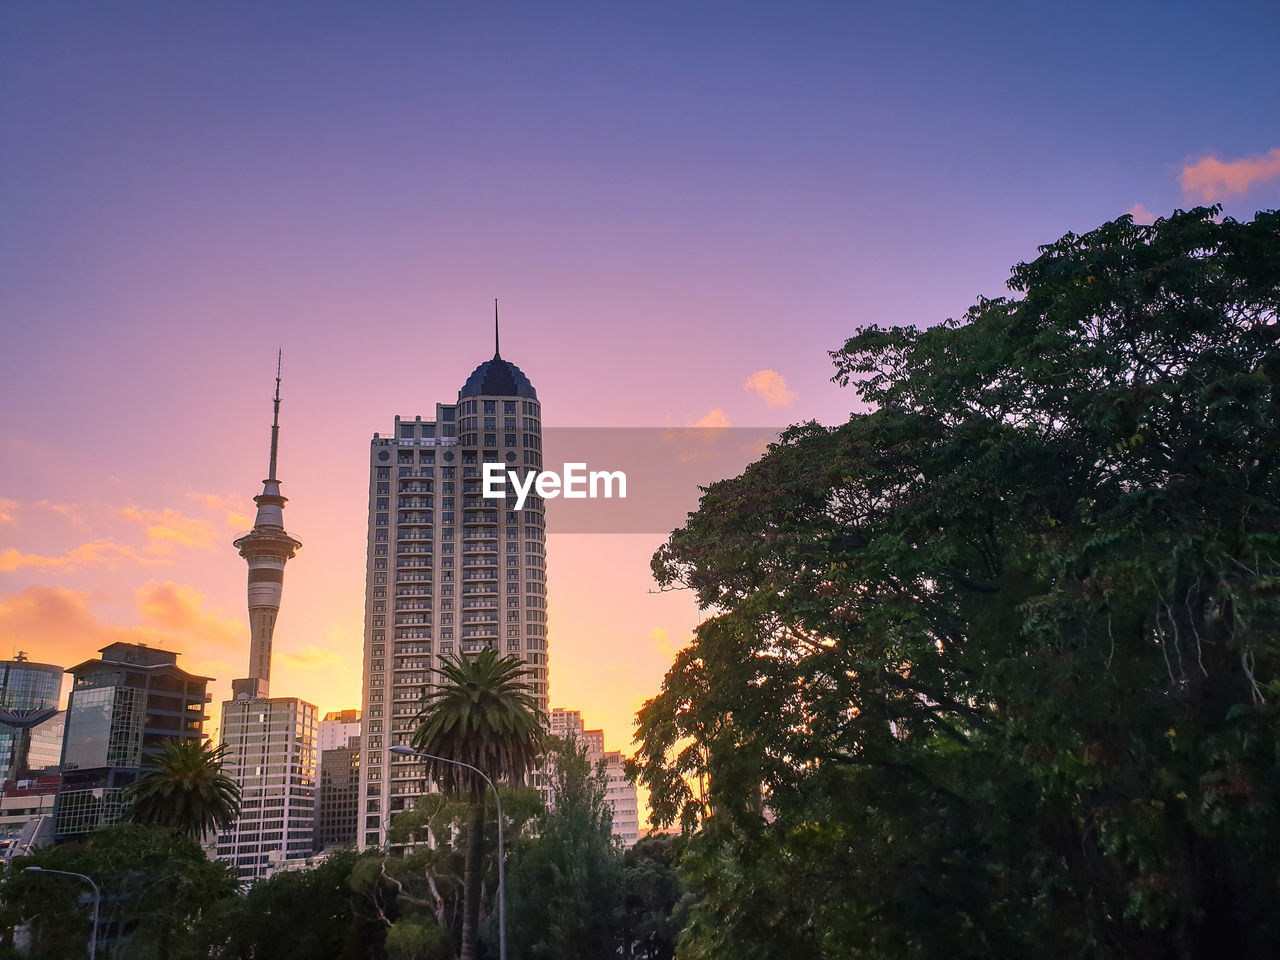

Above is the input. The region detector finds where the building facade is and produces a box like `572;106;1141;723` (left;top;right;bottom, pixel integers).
216;697;317;878
318;708;361;753
359;330;549;849
315;729;360;851
54;643;209;838
0;653;64;784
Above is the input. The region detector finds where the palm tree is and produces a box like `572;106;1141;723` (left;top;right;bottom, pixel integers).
125;737;240;842
412;649;545;960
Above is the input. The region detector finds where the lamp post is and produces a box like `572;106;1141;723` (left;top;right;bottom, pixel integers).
25;866;100;960
389;744;507;960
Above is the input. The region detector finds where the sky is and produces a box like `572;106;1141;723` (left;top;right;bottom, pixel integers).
1;1;1278;814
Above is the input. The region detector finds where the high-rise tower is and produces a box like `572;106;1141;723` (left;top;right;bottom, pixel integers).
218;354;316;882
232;352;302;700
358;309;548;849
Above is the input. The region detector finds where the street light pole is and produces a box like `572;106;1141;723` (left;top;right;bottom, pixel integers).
389;744;507;960
25;866;100;960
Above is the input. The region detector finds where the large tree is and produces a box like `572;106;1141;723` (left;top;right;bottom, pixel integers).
633;208;1280;958
125;737;241;842
412;650;545;960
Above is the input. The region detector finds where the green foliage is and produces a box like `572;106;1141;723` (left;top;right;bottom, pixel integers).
0;823;237;960
505;737;622;959
412;650;546;799
125;737;241;842
634;208;1280;958
204;849;391;960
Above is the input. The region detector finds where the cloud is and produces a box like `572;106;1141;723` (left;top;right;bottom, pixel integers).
0;582;245;682
691;407;731;429
1126;203;1158;225
744;369;798;407
119;506;218;551
0;499;17;525
0;585;155;669
0;539;157;573
278;645;343;671
1181;147;1280;203
135;580;245;651
186;492;252;531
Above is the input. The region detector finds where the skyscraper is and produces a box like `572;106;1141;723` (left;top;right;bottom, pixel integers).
358;315;548;849
217;357;317;881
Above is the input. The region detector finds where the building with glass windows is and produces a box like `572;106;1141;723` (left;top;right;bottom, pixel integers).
54;643;210;838
358;323;548;849
216;697;317;879
0;653;64;784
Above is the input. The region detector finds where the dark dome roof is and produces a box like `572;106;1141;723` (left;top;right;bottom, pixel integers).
458;354;538;400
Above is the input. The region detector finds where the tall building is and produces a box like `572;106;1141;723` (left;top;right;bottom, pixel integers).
315;709;361;851
217;357;317;882
54;643;209;838
0;653;64;783
359;318;548;849
549;707;641;847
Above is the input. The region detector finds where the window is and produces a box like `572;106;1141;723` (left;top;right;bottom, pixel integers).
504;401;516;414
484;401;496;414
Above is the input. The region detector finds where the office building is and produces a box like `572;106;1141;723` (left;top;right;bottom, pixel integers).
359;317;548;848
217;357;317;881
54;643;209;838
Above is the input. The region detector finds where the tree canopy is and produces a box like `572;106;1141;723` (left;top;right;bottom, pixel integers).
125;737;241;841
632;208;1280;959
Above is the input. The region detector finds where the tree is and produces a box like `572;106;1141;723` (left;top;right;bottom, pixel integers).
1;823;236;959
505;736;622;959
617;833;685;960
204;849;392;960
411;650;545;960
633;208;1280;958
125;737;241;842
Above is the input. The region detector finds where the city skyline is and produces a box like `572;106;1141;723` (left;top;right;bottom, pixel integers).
2;2;1278;788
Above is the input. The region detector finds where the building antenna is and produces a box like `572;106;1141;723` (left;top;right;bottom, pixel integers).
268;349;282;481
494;299;500;357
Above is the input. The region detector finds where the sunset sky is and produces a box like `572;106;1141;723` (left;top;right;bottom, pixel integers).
2;2;1278;805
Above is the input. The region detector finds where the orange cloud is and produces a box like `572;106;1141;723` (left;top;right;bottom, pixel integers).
135;580;245;651
691;407;731;429
744;369;798;407
1181;147;1280;203
1126;203;1158;225
0;585;155;672
185;492;252;531
0;582;245;690
119;506;217;551
0;539;156;573
0;499;17;525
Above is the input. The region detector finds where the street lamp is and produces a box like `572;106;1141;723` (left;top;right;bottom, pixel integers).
24;866;100;960
388;744;508;960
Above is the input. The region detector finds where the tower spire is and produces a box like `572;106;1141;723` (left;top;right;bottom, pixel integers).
494;299;500;357
268;349;282;482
